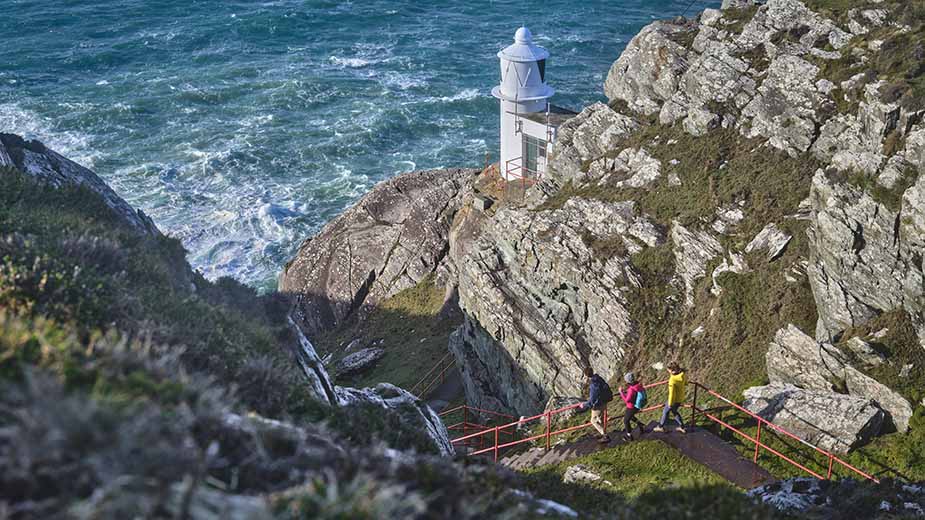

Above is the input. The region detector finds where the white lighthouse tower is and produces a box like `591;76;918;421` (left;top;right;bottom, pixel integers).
492;27;568;182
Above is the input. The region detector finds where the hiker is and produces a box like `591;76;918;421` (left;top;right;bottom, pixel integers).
618;372;646;441
578;366;613;444
653;361;687;433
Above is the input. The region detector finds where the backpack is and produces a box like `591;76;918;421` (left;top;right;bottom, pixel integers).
600;381;614;404
634;388;647;410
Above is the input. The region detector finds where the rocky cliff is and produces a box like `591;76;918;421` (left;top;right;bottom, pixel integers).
283;0;924;463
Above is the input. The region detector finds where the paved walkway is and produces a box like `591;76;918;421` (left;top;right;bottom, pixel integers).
500;421;776;489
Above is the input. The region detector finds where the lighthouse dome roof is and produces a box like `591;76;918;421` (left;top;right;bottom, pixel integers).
498;26;550;63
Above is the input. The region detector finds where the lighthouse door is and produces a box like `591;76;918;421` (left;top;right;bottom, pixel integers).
522;134;546;177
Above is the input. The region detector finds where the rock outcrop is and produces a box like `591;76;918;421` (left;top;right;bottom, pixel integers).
749;478;925;518
280;168;477;336
336;347;385;376
0;133;159;236
335;383;455;456
742;383;883;453
762;324;913;433
449;197;665;415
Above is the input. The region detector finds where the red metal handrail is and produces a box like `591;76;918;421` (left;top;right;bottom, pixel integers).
689;381;879;483
410;352;455;398
438;379;880;483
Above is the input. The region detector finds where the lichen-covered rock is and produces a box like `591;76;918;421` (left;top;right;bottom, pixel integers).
280;168;477;336
742;383;883;453
449;198;666;415
0;133;159;236
546;103;640;184
336;347;385;376
740;55;832;156
563;464;611;486
671;222;723;307
749;478;925;519
745;223;792;261
604;20;694;115
806;168;925;346
335;383;454;456
765;324;913;433
845;337;886;367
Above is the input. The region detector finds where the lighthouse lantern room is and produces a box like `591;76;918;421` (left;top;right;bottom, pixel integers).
492;27;575;182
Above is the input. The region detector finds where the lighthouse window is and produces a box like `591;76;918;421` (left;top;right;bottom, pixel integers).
537;59;546;82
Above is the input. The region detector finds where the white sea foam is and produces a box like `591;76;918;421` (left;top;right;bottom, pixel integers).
329;56;371;68
0;103;99;169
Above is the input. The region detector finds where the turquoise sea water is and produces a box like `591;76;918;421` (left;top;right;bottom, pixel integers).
1;0;717;290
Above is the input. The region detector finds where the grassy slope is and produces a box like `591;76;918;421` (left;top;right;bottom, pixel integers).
0;166;311;417
313;275;463;392
521;441;781;519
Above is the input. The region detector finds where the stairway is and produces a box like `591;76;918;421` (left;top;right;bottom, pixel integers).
500;422;777;490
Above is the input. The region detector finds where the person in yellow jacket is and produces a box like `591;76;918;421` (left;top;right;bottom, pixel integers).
652;361;687;433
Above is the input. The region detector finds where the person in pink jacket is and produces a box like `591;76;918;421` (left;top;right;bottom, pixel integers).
618;372;646;441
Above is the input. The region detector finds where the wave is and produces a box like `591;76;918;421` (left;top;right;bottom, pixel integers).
329;56;372;68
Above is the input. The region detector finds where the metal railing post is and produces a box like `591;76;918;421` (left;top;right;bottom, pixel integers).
545;411;551;451
494;427;500;463
603;408;608;435
690;383;699;427
754;422;762;463
827;454;835;480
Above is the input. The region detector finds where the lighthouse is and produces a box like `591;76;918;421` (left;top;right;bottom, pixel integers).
492;27;574;182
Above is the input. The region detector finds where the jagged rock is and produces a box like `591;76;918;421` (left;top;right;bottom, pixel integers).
721;0;756;9
812;83;901;174
563;465;612;486
745;223;792;261
335;383;454;456
449;198;666;415
740;55;832;156
712;205;746;234
743;383;883;453
766;325;913;432
0;134;158;236
547;103;640;184
604;21;693;115
711;252;749;296
280;168;477;336
335;347;385;376
845;337;886;367
750;477;925;518
289;316;338;405
592;147;662;188
671;222;723;306
806;168;925;346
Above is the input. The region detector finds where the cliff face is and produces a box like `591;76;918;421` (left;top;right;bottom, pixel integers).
279;0;924;463
280;168;477;337
442;0;925;424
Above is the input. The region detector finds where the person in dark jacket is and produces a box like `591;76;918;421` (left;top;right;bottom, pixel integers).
618;371;646;441
578;366;612;444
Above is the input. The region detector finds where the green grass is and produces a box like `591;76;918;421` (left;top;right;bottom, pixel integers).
722;5;760;34
313;275;462;392
520;440;777;518
0;166;310;417
541;125;820;245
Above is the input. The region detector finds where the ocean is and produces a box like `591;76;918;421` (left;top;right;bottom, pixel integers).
1;0;717;291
